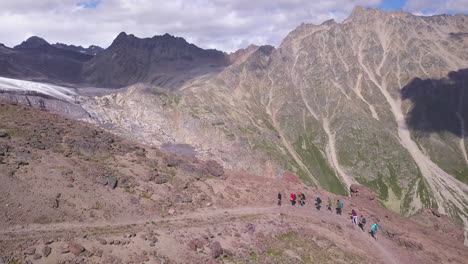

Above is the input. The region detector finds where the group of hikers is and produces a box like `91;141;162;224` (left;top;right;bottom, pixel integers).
277;192;380;239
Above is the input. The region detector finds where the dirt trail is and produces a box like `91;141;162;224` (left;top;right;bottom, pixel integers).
1;205;400;264
0;206;277;235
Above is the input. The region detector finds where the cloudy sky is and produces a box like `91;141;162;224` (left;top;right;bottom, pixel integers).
0;0;467;52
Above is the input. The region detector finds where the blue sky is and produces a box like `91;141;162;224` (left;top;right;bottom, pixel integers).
0;0;466;52
378;0;407;11
76;0;101;9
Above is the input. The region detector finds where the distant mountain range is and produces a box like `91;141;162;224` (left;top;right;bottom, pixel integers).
0;33;251;88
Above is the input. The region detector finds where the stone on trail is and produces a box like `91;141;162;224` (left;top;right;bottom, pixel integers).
33;253;42;260
97;238;107;245
0;131;8;138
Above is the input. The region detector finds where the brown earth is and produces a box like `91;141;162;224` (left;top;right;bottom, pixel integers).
0;100;466;263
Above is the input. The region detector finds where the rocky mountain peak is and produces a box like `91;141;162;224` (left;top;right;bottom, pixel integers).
345;6;386;23
14;36;50;49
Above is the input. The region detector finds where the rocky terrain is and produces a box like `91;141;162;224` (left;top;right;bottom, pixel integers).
76;7;468;239
0;100;467;264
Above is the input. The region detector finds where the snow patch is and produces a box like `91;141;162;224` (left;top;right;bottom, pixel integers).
0;77;76;102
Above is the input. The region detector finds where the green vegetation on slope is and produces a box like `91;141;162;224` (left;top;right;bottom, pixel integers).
293;133;348;195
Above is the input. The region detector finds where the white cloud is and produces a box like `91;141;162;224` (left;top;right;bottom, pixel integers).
404;0;468;13
0;0;382;52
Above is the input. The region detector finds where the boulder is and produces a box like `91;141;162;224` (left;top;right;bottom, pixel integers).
68;242;85;255
0;131;8;138
210;241;223;259
204;160;224;177
97;238;107;245
154;178;169;185
33;253;42;260
43;246;52;257
100;178;108;185
108;177;118;189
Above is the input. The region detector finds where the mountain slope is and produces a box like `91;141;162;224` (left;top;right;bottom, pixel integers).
79;7;468;243
0;100;466;264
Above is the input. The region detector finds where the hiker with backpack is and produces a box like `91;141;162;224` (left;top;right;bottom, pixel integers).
290;193;296;206
358;215;367;231
300;193;306;206
277;192;282;206
350;209;358;225
369;223;379;239
315;195;322;210
327;198;332;212
298;193;304;206
336;199;343;215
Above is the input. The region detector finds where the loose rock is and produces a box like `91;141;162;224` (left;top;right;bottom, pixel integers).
68;242;85;255
210;241;223;259
43;246;52;257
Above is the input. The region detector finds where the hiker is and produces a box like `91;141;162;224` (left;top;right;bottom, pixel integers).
315;195;322;210
290;193;297;206
350;209;358;225
327;198;332;212
358;215;367;231
297;193;304;206
277;192;282;206
369;223;379;239
299;193;306;206
336;199;343;215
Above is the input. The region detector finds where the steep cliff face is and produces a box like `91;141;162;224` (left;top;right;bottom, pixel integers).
81;8;468;236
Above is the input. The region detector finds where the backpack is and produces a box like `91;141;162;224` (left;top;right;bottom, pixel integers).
302;194;306;200
339;201;344;208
